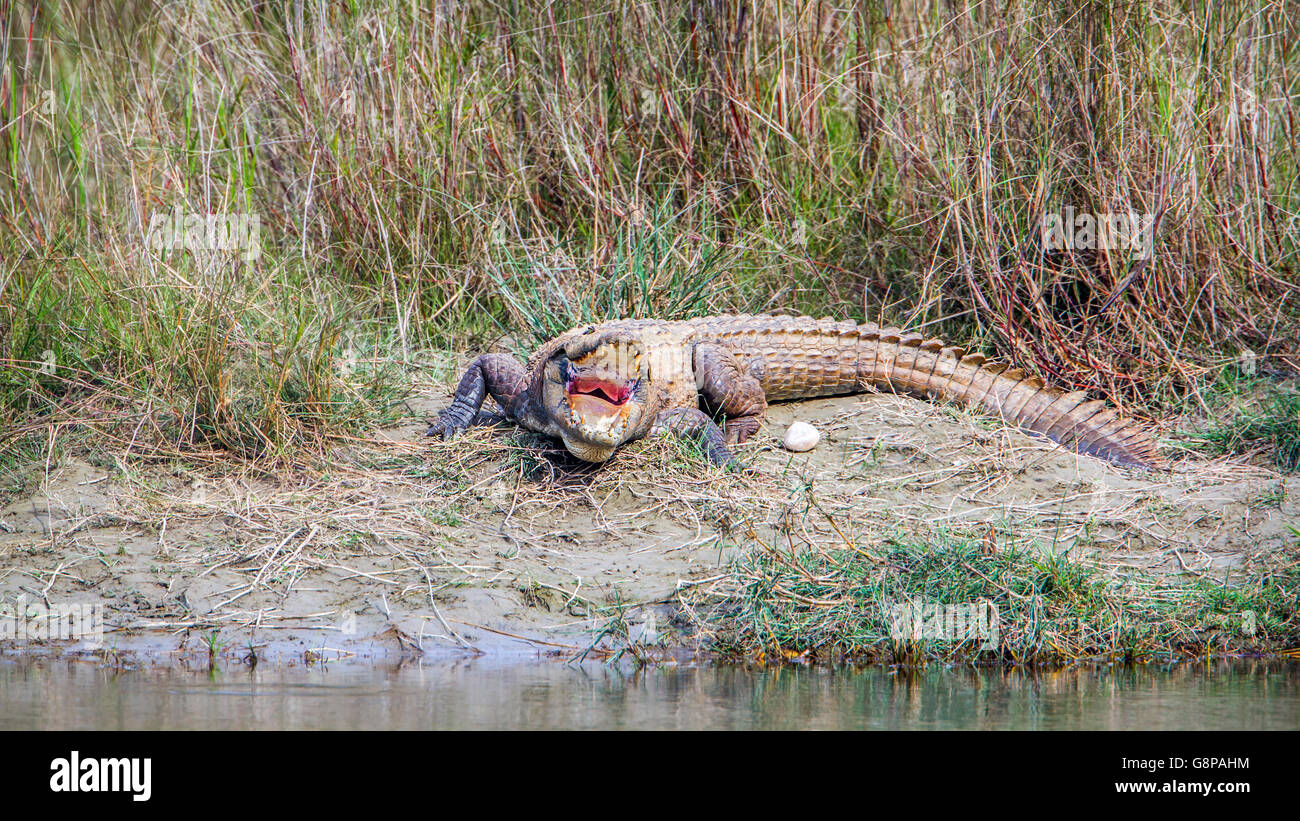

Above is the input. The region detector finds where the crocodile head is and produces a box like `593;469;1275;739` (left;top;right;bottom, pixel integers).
540;330;653;462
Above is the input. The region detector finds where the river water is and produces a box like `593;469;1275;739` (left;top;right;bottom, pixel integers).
2;658;1297;730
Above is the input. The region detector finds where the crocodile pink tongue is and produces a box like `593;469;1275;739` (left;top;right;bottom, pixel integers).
567;376;632;405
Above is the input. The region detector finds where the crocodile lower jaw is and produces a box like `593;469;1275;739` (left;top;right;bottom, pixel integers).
565;389;637;447
560;435;617;463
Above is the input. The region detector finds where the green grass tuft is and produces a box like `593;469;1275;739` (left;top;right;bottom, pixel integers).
1185;386;1300;473
689;531;1300;664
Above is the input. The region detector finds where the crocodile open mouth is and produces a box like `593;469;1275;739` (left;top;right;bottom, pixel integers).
566;376;633;408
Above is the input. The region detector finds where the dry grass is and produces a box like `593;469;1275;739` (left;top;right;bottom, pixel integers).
2;0;1299;469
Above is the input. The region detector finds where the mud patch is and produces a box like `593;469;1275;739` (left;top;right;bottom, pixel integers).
1;387;1296;664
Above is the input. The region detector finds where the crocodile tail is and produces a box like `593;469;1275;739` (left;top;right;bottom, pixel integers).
855;326;1165;470
692;314;1164;469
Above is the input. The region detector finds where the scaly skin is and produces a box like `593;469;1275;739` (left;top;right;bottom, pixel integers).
427;314;1165;470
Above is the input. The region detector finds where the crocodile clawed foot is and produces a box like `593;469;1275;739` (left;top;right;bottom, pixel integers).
424;420;457;440
427;407;510;439
725;417;761;445
425;409;473;440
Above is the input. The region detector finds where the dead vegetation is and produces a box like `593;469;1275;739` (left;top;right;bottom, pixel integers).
1;389;1295;664
3;1;1299;465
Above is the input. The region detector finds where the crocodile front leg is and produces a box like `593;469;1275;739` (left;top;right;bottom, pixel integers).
693;342;767;444
426;354;529;439
650;408;738;467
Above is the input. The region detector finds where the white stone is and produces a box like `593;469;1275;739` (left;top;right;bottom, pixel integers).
783;421;820;452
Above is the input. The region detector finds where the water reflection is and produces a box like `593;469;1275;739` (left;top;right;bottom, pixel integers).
1;659;1296;730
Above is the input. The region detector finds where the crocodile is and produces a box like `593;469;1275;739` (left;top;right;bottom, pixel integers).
426;314;1164;470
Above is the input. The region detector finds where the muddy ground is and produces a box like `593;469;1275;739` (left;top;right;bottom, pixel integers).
1;380;1296;665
